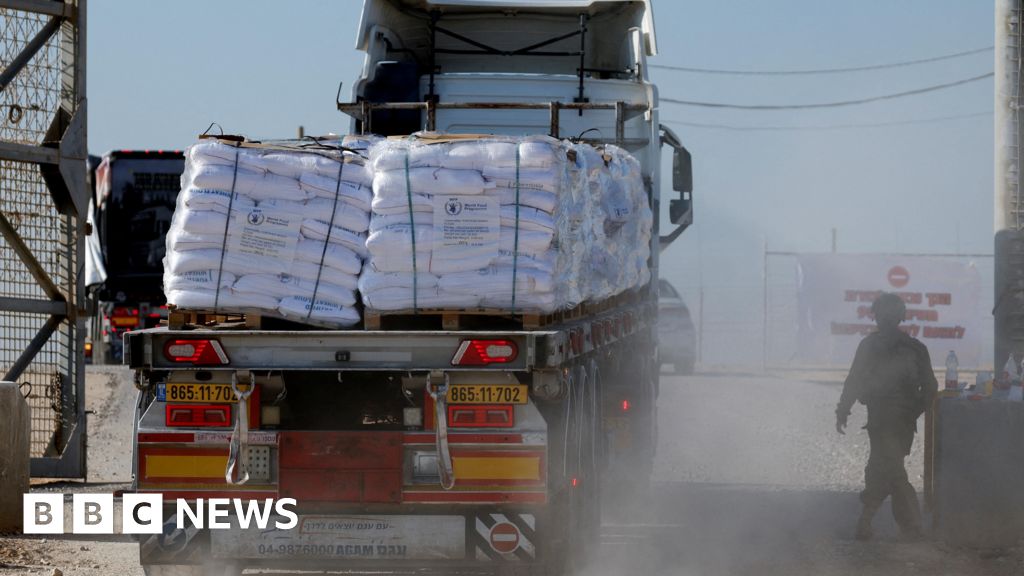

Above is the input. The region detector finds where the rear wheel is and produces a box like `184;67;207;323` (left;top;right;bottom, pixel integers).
532;360;602;575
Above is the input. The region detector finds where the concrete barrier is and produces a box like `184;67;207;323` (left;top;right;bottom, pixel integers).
0;381;30;532
935;399;1024;547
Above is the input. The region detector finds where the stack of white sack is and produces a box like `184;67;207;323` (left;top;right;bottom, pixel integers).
360;134;589;312
577;144;653;301
164;137;374;327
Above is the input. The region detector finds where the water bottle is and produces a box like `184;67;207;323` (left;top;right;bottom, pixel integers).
1013;357;1024;401
944;350;959;391
996;354;1018;400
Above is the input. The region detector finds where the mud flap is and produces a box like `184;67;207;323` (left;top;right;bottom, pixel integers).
468;512;538;562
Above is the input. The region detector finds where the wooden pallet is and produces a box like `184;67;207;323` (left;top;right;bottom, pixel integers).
167;292;642;332
165;308;329;330
362;299;609;331
167;309;245;330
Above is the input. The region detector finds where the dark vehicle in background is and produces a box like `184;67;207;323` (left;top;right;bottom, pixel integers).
658;278;697;374
88;150;184;363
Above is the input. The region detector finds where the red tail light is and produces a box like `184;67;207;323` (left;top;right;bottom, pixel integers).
447;405;515;428
451;339;518;366
164;339;229;365
165;404;231;427
622;399;631;412
110;306;140;328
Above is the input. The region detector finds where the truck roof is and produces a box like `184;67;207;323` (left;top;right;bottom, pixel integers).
357;0;656;56
104;149;184;160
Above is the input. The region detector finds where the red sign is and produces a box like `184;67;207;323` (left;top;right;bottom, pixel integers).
489;522;520;553
888;266;910;288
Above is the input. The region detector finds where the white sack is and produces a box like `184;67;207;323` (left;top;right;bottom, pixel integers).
188;164;311;202
165;288;279;311
277;296;361;326
233;274;356;307
373;167;491;196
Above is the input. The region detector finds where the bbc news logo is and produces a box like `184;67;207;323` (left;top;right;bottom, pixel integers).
23;494;298;534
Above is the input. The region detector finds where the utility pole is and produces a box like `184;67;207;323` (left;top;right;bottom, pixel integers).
995;0;1023;370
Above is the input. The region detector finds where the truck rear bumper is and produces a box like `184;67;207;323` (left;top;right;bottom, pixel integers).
140;507;545;568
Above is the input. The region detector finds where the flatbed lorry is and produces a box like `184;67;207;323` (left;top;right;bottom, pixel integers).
124;1;692;574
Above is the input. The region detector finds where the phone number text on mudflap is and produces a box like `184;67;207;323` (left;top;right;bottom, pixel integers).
256;544;408;557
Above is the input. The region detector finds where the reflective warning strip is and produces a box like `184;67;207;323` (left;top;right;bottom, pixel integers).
453;454;541;482
140;447;229;481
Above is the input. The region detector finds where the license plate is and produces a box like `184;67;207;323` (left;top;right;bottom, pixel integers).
446;384;527;405
165;382;249;403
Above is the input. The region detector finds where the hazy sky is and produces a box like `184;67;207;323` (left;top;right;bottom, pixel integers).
87;1;995;362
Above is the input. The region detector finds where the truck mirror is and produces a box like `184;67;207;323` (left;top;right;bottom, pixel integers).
673;144;692;194
660;125;694;247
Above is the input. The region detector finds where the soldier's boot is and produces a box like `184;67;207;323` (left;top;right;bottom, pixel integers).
855;502;881;541
893;483;924;540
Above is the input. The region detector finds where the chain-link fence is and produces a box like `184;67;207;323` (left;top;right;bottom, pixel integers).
0;1;87;477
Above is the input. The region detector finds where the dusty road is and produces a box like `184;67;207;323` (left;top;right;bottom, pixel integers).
590;371;1024;576
2;367;1022;575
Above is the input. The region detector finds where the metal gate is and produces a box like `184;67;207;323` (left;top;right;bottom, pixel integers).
0;0;87;478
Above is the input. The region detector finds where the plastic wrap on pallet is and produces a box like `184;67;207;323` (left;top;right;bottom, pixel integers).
576;144;653;302
360;134;594;313
163;137;370;327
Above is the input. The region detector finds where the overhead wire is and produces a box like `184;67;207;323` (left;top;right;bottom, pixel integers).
650;46;993;76
659;72;993;110
661;110;992;132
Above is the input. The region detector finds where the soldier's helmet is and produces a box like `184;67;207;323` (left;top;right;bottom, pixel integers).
871;292;906;326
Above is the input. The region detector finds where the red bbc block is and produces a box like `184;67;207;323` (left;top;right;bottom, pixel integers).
279;431;402;470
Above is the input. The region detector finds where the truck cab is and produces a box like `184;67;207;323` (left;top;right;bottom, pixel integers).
343;0;690;250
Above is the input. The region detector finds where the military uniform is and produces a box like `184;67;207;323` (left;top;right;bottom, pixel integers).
836;326;937;537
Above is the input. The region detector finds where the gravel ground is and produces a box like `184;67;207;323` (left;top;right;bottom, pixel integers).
1;365;142;576
608;369;1024;576
653;370;924;491
2;366;1021;575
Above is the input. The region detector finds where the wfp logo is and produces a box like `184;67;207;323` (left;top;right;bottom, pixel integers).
22;493;297;534
444;199;463;216
247;210;266;226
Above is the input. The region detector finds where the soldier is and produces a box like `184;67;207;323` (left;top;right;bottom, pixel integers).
835;292;937;540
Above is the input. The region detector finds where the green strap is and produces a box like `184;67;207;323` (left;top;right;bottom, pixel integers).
307;157;344;320
405;151;418;313
511;146;521;313
213;146;241;313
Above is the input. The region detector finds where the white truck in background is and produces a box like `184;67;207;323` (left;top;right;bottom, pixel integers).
126;1;693;574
